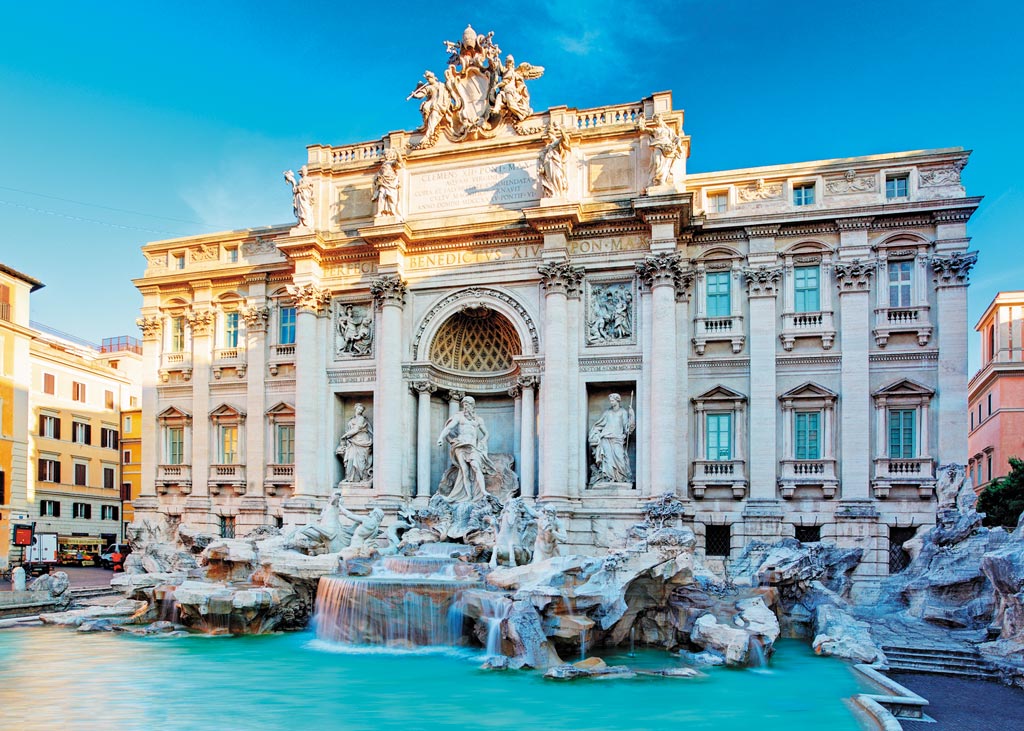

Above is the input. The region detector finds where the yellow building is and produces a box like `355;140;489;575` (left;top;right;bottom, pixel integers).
0;261;142;568
0;264;43;568
120;406;142;530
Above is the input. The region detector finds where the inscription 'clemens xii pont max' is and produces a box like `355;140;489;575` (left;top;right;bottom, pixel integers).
410;160;539;214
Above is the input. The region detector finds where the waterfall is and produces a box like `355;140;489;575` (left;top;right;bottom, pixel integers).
314;556;481;649
154;584;180;623
478;593;512;658
748;636;769;669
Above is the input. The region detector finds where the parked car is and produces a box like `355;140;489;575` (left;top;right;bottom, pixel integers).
99;543;132;569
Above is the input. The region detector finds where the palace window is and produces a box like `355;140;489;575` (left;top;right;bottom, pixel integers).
219;426;239;464
225;246;239;263
794;411;821;460
987;454;993;482
72;421;92;445
38;458;60;483
276;424;295;464
705;272;731;317
886;174;909;199
39;414;60;439
279;306;296;345
101;427;119;449
887;261;913;308
705;525;731;558
103;466;116;490
74;462;88;486
123;449;132;464
888;408;916;459
219;515;236;539
793;182;815;206
708;191;728;213
0;283;9;322
72;502;92;520
101;505;119;521
211;403;245;465
43;373;55;395
165;427;184;465
173;253;185;270
105;390;114;409
121;484;132;501
170;316;185;352
224;311;240;348
988;393;993;415
889;527;917;574
124;415;133;432
793;265;820;312
40;499;60;517
72;381;86;403
705;413;732;461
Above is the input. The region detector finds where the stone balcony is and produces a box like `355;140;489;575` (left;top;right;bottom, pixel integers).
778;459;839;499
268;343;296;376
779;311;836;351
691;459;747;499
209;464;247;496
872;457;936;499
159;351;192;382
873;305;932;347
212;347;246;379
264;464;295;495
156;464;191;495
692;316;745;355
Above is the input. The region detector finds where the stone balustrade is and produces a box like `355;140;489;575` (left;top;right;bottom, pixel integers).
780;310;836;351
778;458;839;499
873;305;932;347
691;459;748;499
692;315;745;355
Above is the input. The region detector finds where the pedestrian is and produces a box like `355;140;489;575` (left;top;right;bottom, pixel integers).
111;549;124;573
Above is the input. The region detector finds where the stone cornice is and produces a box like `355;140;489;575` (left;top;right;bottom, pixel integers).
744;225;780;239
835;216;875;231
523;203;583;236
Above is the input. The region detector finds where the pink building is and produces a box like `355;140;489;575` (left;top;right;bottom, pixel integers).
968;291;1024;492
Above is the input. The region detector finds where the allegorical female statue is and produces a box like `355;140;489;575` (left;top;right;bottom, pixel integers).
588;393;636;485
283;165;314;228
337;403;373;483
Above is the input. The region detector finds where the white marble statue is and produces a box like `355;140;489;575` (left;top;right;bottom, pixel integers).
339;506;385;549
337;403;373;483
337;304;373;356
372;150;403;218
532;507;567;563
407;70;451;143
492;55;543;123
644;114;684;187
539;125;571;198
490;497;537;568
588;393;636;485
436;395;492;502
283;165;314;228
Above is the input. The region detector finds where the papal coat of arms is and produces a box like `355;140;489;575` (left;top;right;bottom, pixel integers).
407;25;544;148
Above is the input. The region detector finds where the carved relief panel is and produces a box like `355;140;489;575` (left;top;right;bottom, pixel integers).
334;301;374;358
585;278;637;347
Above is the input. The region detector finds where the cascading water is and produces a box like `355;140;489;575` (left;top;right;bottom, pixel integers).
313;556;481;648
748;636;769;669
478;593;512;658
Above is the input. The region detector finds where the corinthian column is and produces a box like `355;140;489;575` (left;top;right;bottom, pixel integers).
635;253;684;496
371;274;408;501
287;283;330;515
518;375;539;499
538;259;583;501
411;380;436;501
135;312;162;508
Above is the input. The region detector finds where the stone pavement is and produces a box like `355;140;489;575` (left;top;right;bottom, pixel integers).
890;672;1024;730
0;565;114;591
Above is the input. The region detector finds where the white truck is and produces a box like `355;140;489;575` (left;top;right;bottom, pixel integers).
23;532;58;576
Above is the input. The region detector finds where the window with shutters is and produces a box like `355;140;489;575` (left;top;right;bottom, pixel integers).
276;424;295;464
73;502;92;519
105;390;114;409
38;458;60;483
0;283;9;322
794;411;821;460
101;427;119;449
74;462;88;486
72;421;91;445
220;426;239;464
103;466;116;489
888;409;916;459
165;427;184;465
40;499;60;517
39;414;59;439
72;381;87;403
121;483;132;501
705;413;732;461
705;272;731;317
101;505;119;521
0;470;5;504
793;265;820;313
43;372;55;395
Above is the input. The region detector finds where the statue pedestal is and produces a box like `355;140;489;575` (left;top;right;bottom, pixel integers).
339;480;373;502
587;481;634;491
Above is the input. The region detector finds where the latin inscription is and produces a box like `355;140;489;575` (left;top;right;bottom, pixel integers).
410;161;539;214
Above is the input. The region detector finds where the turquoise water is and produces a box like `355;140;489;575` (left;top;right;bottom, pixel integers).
0;629;867;731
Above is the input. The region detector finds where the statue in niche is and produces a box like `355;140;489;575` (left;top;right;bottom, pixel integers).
588;393;636;485
337;403;373;483
539;124;572;198
372;149;403;218
436;396;493;502
643;113;684;188
587;283;633;344
283;165;314;229
532;507;568;563
336;304;373;357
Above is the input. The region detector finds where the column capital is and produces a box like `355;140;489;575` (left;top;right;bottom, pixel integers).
930;250;978;288
240;304;270;332
185;307;214;336
287;283;332;315
447;389;466;403
516;374;540;390
635;252;687;290
370;274;408;309
834;258;876;293
742;265;782;298
507;384;522;399
136;315;162;340
538;259;584;297
411;380;436;395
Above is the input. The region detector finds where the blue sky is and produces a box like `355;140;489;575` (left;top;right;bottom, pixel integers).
0;1;1019;372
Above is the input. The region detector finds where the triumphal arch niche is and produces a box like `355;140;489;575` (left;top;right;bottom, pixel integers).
136;22;978;591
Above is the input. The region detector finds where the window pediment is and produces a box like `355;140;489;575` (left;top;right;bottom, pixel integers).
779;382;837;403
693;385;747;405
210;403;246;423
157;406;192;425
872;379;934;399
